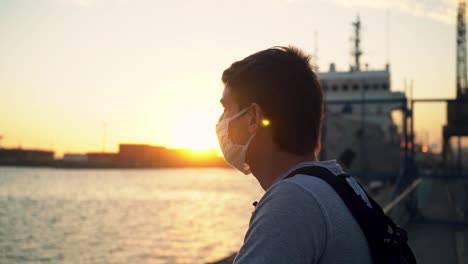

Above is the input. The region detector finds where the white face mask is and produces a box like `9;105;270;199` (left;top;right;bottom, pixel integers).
216;106;256;175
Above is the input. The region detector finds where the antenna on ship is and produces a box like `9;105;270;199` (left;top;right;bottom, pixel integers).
312;30;319;71
385;9;390;64
351;14;362;71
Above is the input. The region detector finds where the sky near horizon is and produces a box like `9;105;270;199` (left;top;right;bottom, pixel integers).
0;0;464;156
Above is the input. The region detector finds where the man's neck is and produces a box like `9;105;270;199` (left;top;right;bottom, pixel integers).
251;150;317;191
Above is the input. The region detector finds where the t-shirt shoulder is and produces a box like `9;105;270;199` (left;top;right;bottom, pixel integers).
234;180;328;264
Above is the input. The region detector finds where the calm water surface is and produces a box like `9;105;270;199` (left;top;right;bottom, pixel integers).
0;167;264;264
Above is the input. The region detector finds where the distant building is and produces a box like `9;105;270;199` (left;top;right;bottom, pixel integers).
86;152;117;166
62;154;88;164
117;144;172;167
116;143;227;168
0;148;55;165
0;144;226;168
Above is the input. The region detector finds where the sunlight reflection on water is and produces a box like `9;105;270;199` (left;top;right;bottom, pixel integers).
0;167;264;264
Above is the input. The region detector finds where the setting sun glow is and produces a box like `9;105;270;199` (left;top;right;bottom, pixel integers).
171;111;220;151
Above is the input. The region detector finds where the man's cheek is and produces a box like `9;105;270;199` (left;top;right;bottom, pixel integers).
228;120;249;144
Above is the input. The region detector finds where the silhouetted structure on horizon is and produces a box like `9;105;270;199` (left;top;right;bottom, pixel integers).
0;144;227;168
0;148;55;166
116;143;226;168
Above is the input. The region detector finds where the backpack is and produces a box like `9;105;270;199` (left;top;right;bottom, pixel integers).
284;165;417;264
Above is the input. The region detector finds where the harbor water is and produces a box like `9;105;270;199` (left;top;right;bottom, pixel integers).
0;167;264;264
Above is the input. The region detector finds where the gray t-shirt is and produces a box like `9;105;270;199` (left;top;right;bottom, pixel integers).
233;160;373;264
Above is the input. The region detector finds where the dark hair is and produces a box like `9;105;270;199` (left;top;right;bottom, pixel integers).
222;46;323;155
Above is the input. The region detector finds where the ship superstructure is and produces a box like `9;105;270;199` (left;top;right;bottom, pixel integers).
318;16;404;175
318;15;405;139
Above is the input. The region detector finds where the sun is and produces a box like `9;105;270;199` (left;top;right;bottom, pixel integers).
171;111;220;151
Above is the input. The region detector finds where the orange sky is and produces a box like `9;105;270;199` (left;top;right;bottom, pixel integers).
0;0;465;156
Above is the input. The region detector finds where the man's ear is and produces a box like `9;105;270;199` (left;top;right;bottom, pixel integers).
247;103;264;134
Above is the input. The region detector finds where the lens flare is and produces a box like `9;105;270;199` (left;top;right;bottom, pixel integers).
262;118;271;127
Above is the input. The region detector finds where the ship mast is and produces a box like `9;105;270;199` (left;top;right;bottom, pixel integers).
352;15;362;71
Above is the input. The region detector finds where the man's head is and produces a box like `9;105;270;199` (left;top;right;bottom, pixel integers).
218;46;323;173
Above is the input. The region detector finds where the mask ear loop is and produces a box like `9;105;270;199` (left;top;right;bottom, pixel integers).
241;127;257;175
216;106;250;131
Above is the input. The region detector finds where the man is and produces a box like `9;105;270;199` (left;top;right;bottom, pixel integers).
216;46;373;263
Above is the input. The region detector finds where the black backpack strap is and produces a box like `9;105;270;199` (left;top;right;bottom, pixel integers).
284;166;417;264
284;166;382;241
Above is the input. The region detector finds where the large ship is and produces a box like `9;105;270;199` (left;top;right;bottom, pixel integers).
318;16;405;178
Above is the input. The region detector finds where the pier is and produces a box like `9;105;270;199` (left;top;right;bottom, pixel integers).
407;176;467;263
